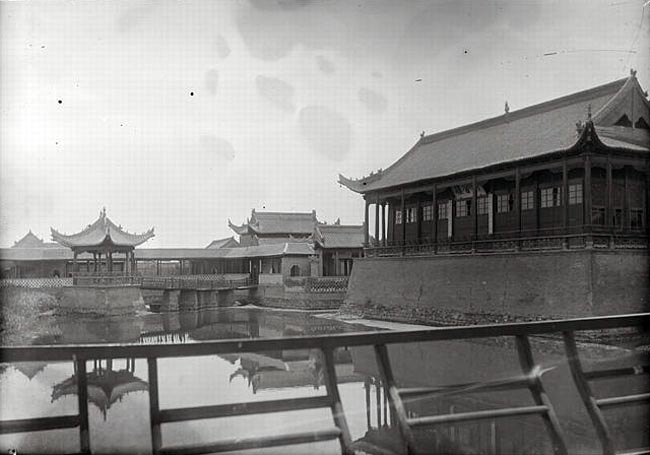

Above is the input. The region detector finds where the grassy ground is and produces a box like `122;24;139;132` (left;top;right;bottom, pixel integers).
0;286;58;345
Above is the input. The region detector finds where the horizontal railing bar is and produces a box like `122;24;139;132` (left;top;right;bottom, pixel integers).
0;313;647;362
585;365;650;381
618;448;650;455
158;395;333;423
158;428;342;455
398;376;531;397
407;405;548;426
0;415;80;434
596;393;650;408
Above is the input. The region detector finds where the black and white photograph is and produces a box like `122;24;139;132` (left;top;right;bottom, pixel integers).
0;1;649;454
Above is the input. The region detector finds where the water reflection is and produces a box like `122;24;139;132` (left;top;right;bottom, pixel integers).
51;359;147;421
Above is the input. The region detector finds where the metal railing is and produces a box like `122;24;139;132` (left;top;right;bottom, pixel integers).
0;313;648;455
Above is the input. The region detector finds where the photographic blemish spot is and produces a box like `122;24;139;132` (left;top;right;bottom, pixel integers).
464;49;468;54
58;100;62;104
190;91;194;97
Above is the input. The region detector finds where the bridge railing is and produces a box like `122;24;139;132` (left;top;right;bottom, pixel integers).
0;277;73;288
140;276;252;290
0;313;647;455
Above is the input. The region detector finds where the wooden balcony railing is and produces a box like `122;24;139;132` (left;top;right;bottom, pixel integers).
366;230;648;258
0;313;648;455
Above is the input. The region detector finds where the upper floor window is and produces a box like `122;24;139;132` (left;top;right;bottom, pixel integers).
438;202;449;220
456;199;471;217
521;190;535;210
406;207;416;223
568;183;583;205
476;196;489;215
630;208;644;230
395;210;402;224
592;207;605;225
422;204;433;221
613;208;623;228
540;187;562;208
496;193;513;213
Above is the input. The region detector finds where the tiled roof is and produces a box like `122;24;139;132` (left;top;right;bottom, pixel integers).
340;76;649;194
12;231;64;249
314;224;365;249
230;210;319;236
257;236;313;245
51;209;154;249
206;237;240;249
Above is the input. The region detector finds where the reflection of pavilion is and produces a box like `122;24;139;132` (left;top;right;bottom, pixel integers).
51;358;147;420
12;362;48;381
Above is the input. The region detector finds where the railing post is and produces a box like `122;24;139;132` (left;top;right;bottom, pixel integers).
321;347;353;455
374;344;417;454
515;335;568;455
75;356;90;454
563;331;615;455
148;357;162;455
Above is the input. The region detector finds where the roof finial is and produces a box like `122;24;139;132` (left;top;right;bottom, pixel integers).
420;130;425;138
504;101;510;114
101;207;106;219
630;68;637;78
587;103;592;121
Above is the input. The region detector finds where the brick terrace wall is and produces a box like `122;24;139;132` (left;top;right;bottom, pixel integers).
344;250;649;325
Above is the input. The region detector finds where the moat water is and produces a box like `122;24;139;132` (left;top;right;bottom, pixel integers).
0;307;647;454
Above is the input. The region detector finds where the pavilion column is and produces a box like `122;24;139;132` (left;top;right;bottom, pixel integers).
432;184;438;246
93;253;97;273
97;253;102;273
364;199;370;246
606;156;613;228
584;155;592;230
73;251;78;274
374;196;380;247
381;203;386;246
624;166;630;229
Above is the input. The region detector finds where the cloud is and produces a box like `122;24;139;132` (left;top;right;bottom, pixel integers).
358;88;388;113
316;55;335;74
199;135;236;161
205;69;219;95
256;75;295;112
298;105;351;161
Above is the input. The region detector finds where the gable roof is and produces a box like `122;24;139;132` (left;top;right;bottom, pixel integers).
12;231;63;249
230;209;319;236
340;75;649;194
314;224;365;249
206;237;240;249
51;208;154;249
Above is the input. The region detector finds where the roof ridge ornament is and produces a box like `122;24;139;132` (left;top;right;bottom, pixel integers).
587;103;592;121
504;101;510;114
630;68;637;78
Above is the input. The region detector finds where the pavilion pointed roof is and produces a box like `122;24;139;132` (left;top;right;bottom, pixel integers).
51;208;154;249
339;73;649;194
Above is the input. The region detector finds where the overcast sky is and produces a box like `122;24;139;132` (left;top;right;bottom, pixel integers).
1;0;648;247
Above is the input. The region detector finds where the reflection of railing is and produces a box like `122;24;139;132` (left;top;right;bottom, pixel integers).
305;277;349;294
140;276;253;290
0;313;647;455
0;278;73;288
365;231;649;258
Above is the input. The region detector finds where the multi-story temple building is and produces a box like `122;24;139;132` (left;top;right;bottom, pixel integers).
228;210;319;246
339;72;649;323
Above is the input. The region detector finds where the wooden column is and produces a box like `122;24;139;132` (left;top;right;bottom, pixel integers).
415;199;421;243
364;199;370;246
606;157;613;228
515;167;522;234
472;176;478;238
562;159;569;229
400;189;406;246
334;251;340;276
431;184;438;244
375;196;380;247
622;167;630;230
73;251;78;274
381;203;386;246
584;155;592;228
